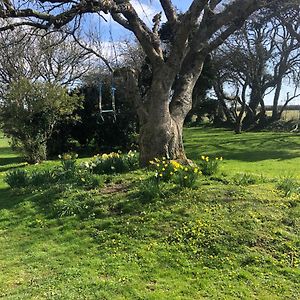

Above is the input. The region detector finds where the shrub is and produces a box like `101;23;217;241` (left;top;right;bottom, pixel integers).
199;155;222;176
5;169;29;188
0;78;82;163
276;176;300;197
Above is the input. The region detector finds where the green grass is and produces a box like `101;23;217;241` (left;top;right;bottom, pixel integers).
0;128;300;299
0;133;26;174
185;127;300;178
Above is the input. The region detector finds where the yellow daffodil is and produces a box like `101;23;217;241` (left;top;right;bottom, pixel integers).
170;160;181;169
102;153;109;159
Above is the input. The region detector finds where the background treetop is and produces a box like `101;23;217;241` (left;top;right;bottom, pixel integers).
1;0;296;66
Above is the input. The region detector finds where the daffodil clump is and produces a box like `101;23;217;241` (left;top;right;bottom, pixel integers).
149;158;180;182
58;152;78;173
176;165;201;188
149;158;201;188
84;150;139;174
199;155;223;176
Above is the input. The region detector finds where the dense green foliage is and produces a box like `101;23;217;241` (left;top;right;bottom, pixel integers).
0;78;81;163
48;79;138;156
0;128;300;299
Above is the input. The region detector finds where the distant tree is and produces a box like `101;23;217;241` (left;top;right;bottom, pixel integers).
0;27;91;95
0;78;82;163
213;11;300;132
186;55;216;123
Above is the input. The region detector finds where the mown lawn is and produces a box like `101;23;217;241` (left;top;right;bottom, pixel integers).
0;127;299;299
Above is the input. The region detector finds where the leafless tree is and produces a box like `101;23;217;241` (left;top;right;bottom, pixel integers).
0;26;92;96
213;10;300;131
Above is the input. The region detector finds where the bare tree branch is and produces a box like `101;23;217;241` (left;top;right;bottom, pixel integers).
159;0;177;23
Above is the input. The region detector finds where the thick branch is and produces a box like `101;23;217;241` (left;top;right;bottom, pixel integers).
159;0;177;23
166;0;209;70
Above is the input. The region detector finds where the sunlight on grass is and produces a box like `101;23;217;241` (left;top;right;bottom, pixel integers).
184;127;300;178
0;128;299;299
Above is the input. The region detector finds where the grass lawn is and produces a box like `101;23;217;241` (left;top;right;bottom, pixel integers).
0;127;299;299
184;127;300;178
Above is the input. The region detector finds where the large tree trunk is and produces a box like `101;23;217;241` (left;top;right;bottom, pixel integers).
139;115;186;166
138;67;188;166
138;58;204;166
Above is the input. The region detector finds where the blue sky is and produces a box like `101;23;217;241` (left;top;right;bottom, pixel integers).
87;0;190;41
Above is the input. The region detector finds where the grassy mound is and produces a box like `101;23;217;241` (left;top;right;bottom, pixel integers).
0;128;299;299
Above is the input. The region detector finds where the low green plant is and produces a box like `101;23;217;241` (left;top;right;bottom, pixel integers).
29;169;57;187
4;169;29;188
149;158;201;188
199;155;222;176
53;190;95;218
138;177;161;202
59;152;78;172
233;173;258;186
75;169;103;189
57;152;84;183
149;158;180;182
276;176;299;197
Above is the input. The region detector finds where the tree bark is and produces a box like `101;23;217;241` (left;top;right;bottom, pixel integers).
139;115;186;166
138;66;189;166
243;82;263;128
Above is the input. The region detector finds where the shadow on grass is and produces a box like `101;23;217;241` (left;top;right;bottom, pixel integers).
187;148;300;162
185;133;300;162
0;185;62;226
0;188;27;210
0;146;24;171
